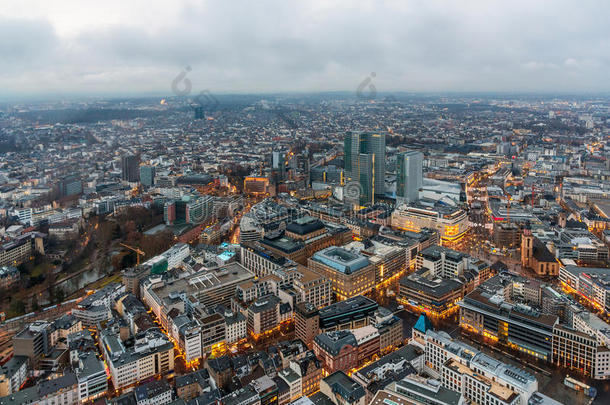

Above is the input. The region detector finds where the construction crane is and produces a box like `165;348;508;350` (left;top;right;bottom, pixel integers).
120;243;145;266
531;184;542;209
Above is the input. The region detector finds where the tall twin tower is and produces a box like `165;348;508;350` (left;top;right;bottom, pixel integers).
344;132;422;207
344;132;386;205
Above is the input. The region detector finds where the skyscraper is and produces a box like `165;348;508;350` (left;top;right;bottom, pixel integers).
396;150;423;205
344;132;385;205
140;165;156;187
121;154;140;183
58;174;83;197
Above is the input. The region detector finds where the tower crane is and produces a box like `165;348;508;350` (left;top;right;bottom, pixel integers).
120;243;145;266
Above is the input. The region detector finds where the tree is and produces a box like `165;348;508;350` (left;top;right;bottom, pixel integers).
9;300;26;316
53;288;65;304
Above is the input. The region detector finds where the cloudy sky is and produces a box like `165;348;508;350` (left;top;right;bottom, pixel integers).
1;0;609;98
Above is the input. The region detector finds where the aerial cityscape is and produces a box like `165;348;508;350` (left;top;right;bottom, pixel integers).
1;1;609;405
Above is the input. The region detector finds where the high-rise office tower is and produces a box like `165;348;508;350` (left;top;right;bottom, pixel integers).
194;106;205;120
121;154;140;183
58;174;83;197
344;132;385;204
396;150;423;205
140;165;156;187
271;151;286;180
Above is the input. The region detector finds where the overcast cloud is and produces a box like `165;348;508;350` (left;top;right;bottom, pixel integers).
1;0;609;98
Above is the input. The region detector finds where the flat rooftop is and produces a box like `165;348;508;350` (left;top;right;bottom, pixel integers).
311;246;370;274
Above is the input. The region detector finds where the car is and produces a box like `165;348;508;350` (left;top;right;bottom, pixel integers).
397;305;404;310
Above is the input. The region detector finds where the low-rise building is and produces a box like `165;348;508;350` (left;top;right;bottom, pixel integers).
134;379;173;405
313;330;358;375
175;369;212;401
0;373;79;405
289;351;323;397
319;371;366;405
0;266;20;289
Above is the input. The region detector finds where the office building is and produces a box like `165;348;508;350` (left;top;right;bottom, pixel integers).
12;321;52;369
292;266;332;309
417;245;470;279
385;374;465;405
198;312;226;354
142;263;254;322
161;242;190;269
553;310;610;380
71;283;125;327
75;352;108;403
223;309;247;343
344;131;386;205
308;246;375;300
396;150;423;205
295;303;320;349
121;154;140;183
140;165;156;187
558;264;610;312
58;174;83;197
240;241;295;278
458;276;558;361
247;295;280;337
391;204;469;242
411;321;538;405
100;328;174;390
318;295;378;331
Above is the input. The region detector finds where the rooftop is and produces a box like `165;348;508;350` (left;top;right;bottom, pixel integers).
311;246;370;274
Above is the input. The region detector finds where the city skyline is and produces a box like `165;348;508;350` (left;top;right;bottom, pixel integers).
1;2;610;405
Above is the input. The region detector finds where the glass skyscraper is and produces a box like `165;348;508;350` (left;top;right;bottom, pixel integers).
396;150;423;205
344;131;386;205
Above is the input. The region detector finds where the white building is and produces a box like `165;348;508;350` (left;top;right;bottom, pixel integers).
76;352;108;403
162;242;190;269
101;329;174;390
71;283;125;327
412;323;538;405
223;310;247;344
0;356;28;397
278;368;302;403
